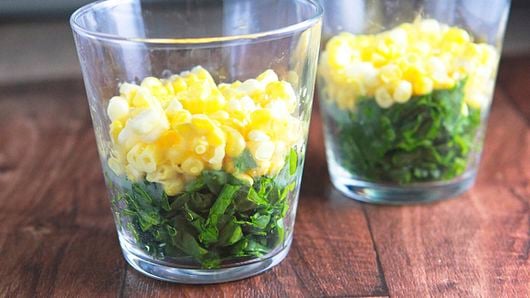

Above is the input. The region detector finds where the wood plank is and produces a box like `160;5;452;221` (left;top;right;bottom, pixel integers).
0;226;124;297
0;81;126;297
0;81;112;228
364;89;530;297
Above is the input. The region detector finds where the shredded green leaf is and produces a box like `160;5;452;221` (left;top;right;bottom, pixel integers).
322;80;482;184
112;149;300;268
233;149;258;172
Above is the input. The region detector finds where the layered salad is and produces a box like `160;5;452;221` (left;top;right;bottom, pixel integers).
104;67;303;268
318;19;499;184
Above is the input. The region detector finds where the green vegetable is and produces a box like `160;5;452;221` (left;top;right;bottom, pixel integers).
233;149;258;172
322;80;482;184
112;149;300;268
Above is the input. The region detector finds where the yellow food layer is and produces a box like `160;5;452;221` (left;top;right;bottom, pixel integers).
318;19;499;110
107;67;302;195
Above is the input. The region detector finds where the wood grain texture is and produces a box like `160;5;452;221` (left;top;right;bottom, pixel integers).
0;56;528;297
0;81;125;298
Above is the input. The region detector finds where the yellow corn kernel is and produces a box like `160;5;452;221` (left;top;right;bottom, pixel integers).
268;158;285;176
464;96;482;110
444;27;471;44
141;77;169;97
119;83;139;102
250;141;275;161
223;159;236;173
146;164;176;182
328;44;352;68
109;120;123;143
181;157;204;176
163;80;175;95
155;131;181;150
249;160;271;177
208;145;225;167
209;110;230;123
131;88;155;108
433;77;455;89
169;110;192;128
125;164;144;182
393;80;413;103
375;87;394;108
188;82;212;101
193;138;209;155
248;130;270;142
370;52;388;67
203;89;226;113
379;64;402;83
170;76;187;93
375;39;391;57
219;86;241;101
250;109;273;128
167;147;186;166
107;96;129;121
222;126;246;157
192;66;216;86
237;79;263;96
165;99;183;113
233;173;254;186
127;143;158;173
206;126;226;146
413;77;434;95
191;115;215;133
162;178;184;196
266;81;296;101
403;65;424;82
257;69;279;86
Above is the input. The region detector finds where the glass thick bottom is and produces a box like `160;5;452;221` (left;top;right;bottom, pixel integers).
329;166;477;205
119;235;292;284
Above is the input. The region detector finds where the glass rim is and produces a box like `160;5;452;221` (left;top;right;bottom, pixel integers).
70;0;323;46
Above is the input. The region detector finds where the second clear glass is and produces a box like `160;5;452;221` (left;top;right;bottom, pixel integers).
318;0;510;203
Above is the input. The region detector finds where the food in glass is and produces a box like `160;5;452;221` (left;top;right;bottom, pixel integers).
317;0;510;204
106;67;303;269
71;0;322;283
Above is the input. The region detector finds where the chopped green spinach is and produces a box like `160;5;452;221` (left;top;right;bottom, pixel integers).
112;149;299;268
322;80;482;184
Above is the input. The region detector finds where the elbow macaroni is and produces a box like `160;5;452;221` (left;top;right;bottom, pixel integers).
106;67;302;195
318;19;499;110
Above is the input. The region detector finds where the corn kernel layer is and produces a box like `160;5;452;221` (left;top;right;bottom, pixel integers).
107;67;302;195
318;19;499;110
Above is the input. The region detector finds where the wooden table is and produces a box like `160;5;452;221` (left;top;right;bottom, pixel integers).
0;56;528;297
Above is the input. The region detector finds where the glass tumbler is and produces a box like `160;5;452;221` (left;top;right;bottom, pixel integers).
71;0;322;283
317;0;510;204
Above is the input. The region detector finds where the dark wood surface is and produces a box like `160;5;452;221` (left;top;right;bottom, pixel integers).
0;56;528;298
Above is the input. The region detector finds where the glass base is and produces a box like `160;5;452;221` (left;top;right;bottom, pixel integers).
330;170;476;205
119;237;292;284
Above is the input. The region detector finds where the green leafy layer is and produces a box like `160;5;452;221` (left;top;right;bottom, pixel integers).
323;80;482;184
112;149;299;268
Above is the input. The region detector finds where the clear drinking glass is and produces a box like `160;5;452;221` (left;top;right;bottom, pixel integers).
71;0;322;283
317;0;510;204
